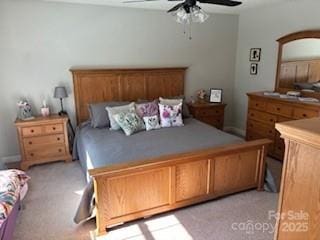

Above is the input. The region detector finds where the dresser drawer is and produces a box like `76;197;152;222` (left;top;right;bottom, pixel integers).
266;103;293;117
274;133;285;160
277;116;292;123
293;108;319;119
22;126;43;137
246;130;274;154
196;108;224;117
23;134;65;148
248;110;277;125
25;144;66;161
249;99;267;111
247;120;275;139
44;124;63;134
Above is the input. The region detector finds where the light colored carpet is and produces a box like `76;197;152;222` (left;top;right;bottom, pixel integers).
13;158;282;240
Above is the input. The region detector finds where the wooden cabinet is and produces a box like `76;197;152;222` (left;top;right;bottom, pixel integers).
15;115;72;170
246;92;320;160
275;118;320;240
188;102;226;130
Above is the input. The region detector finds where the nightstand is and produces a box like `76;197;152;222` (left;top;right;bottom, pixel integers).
15;115;72;170
188;102;226;130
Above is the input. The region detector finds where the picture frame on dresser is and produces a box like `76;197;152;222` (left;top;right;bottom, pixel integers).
209;88;223;103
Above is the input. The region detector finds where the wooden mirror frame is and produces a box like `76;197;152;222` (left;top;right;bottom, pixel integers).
275;30;320;94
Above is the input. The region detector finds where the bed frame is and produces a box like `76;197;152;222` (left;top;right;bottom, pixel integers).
71;68;272;236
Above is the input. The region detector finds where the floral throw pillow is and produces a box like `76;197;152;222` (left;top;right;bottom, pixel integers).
159;103;184;128
143;115;161;131
106;102;135;130
113;112;145;136
135;101;159;118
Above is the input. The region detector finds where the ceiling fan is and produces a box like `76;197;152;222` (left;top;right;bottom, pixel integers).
123;0;242;39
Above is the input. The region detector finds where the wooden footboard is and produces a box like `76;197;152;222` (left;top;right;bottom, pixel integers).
89;139;271;236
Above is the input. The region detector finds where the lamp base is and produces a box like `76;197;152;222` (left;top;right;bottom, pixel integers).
58;111;68;116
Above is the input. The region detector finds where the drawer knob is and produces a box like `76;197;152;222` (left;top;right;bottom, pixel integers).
270;119;274;122
29;141;32;145
255;103;259;107
57;137;60;141
277;107;281;111
53;127;56;130
269;130;272;134
30;153;34;157
30;129;34;133
58;149;62;152
302;113;307;117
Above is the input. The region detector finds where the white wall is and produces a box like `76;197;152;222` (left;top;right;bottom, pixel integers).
233;0;320;131
0;0;239;161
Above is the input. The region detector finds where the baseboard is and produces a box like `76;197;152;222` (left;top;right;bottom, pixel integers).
224;126;246;138
1;155;21;164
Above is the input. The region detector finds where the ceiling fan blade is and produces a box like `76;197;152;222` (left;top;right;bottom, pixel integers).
123;0;159;3
167;2;184;12
198;0;242;6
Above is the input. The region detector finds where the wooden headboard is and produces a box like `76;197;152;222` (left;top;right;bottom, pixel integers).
71;68;187;124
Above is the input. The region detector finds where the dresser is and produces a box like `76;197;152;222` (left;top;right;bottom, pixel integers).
274;118;320;240
246;92;320;160
188;102;226;130
15;115;72;170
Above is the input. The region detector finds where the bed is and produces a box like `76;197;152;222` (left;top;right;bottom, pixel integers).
0;170;29;240
71;68;272;236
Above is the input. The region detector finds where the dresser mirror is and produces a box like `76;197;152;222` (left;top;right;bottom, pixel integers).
275;30;320;99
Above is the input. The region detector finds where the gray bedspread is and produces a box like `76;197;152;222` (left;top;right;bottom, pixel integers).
73;118;276;223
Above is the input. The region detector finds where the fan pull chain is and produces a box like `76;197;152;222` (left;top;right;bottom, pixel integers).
189;23;192;40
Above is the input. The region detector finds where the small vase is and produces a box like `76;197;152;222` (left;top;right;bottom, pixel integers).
41;107;50;117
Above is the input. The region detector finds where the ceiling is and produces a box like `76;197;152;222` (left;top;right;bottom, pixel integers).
43;0;290;14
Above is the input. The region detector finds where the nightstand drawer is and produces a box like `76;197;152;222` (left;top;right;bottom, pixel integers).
22;126;43;137
293;108;319;119
197;108;223;117
25;144;66;161
23;134;65;148
44;124;63;134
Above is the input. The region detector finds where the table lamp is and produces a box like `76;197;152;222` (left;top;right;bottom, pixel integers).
54;86;68;116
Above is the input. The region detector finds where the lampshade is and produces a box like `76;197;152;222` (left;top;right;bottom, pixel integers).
54;86;68;99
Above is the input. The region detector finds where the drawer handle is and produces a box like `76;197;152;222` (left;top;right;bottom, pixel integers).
28;141;32;145
57;137;61;141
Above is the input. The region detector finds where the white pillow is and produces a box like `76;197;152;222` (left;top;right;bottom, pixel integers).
159;103;184;128
159;97;183;106
143;115;161;131
106;102;135;130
